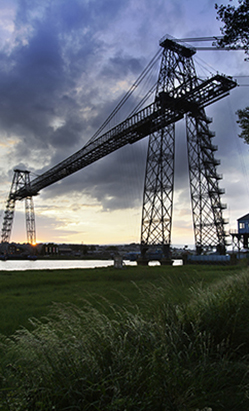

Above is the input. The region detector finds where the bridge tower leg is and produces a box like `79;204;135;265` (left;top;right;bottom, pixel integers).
1;169;36;246
140;123;175;263
186;112;227;255
140;38;227;261
25;195;36;245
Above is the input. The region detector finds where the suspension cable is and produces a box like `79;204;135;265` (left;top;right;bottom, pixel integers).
128;82;157;117
86;48;162;145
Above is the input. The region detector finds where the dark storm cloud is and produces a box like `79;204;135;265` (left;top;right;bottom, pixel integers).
0;22;77;152
0;0;129;154
1;0;247;221
101;52;144;79
0;0;155;215
42;139;148;210
15;0;124;33
0;0;147;181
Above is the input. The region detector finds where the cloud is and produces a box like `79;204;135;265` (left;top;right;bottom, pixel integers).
40;138;148;211
0;0;143;170
0;0;248;245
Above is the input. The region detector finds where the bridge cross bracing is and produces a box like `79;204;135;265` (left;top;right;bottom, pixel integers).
1;36;237;256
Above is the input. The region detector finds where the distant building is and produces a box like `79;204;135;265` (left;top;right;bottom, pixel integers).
58;245;72;256
43;243;59;255
238;213;249;234
8;243;26;255
230;213;249;250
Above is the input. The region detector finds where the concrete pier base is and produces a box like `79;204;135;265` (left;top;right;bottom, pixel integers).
160;258;173;266
137;257;149;266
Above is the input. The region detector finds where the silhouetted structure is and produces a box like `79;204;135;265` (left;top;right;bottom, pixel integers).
1;36;236;259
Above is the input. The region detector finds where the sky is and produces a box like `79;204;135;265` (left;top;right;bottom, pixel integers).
0;0;248;247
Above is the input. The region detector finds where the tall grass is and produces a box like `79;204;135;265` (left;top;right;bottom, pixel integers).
1;269;249;410
0;264;242;336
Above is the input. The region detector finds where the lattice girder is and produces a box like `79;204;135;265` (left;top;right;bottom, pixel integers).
1;170;36;245
141;41;198;255
25;196;36;245
141;124;175;247
141;38;229;256
186;113;227;252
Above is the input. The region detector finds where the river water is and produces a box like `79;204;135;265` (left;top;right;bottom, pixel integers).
0;259;182;271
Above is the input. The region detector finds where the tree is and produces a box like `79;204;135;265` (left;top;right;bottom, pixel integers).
216;1;249;143
215;0;249;60
236;107;249;143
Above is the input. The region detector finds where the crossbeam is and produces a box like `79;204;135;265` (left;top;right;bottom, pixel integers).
14;74;236;200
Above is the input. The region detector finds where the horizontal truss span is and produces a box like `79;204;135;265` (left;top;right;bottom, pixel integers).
13;74;236;200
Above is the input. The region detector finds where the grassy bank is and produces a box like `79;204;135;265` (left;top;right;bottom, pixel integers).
0;265;249;410
0;264;243;335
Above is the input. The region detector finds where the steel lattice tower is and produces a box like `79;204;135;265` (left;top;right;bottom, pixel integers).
1;37;236;250
186;112;227;254
1;170;36;245
140;37;227;257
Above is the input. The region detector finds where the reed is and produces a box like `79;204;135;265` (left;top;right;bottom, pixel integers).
1;267;249;410
0;264;241;335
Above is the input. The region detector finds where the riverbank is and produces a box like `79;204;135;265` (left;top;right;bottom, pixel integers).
0;264;243;335
1;265;249;410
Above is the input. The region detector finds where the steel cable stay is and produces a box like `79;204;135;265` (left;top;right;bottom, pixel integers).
127;67;158;117
87;48;162;145
128;82;157;117
193;56;217;78
110;66;158;129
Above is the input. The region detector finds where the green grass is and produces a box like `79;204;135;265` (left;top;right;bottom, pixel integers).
0;264;243;335
0;264;249;410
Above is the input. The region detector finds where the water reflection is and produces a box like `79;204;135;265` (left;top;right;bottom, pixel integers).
0;259;182;271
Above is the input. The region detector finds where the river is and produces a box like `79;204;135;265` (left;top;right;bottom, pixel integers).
0;259;182;271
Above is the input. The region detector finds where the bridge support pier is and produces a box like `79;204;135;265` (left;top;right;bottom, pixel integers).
1;169;36;245
160;258;173;265
137;257;149;266
140;36;229;256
